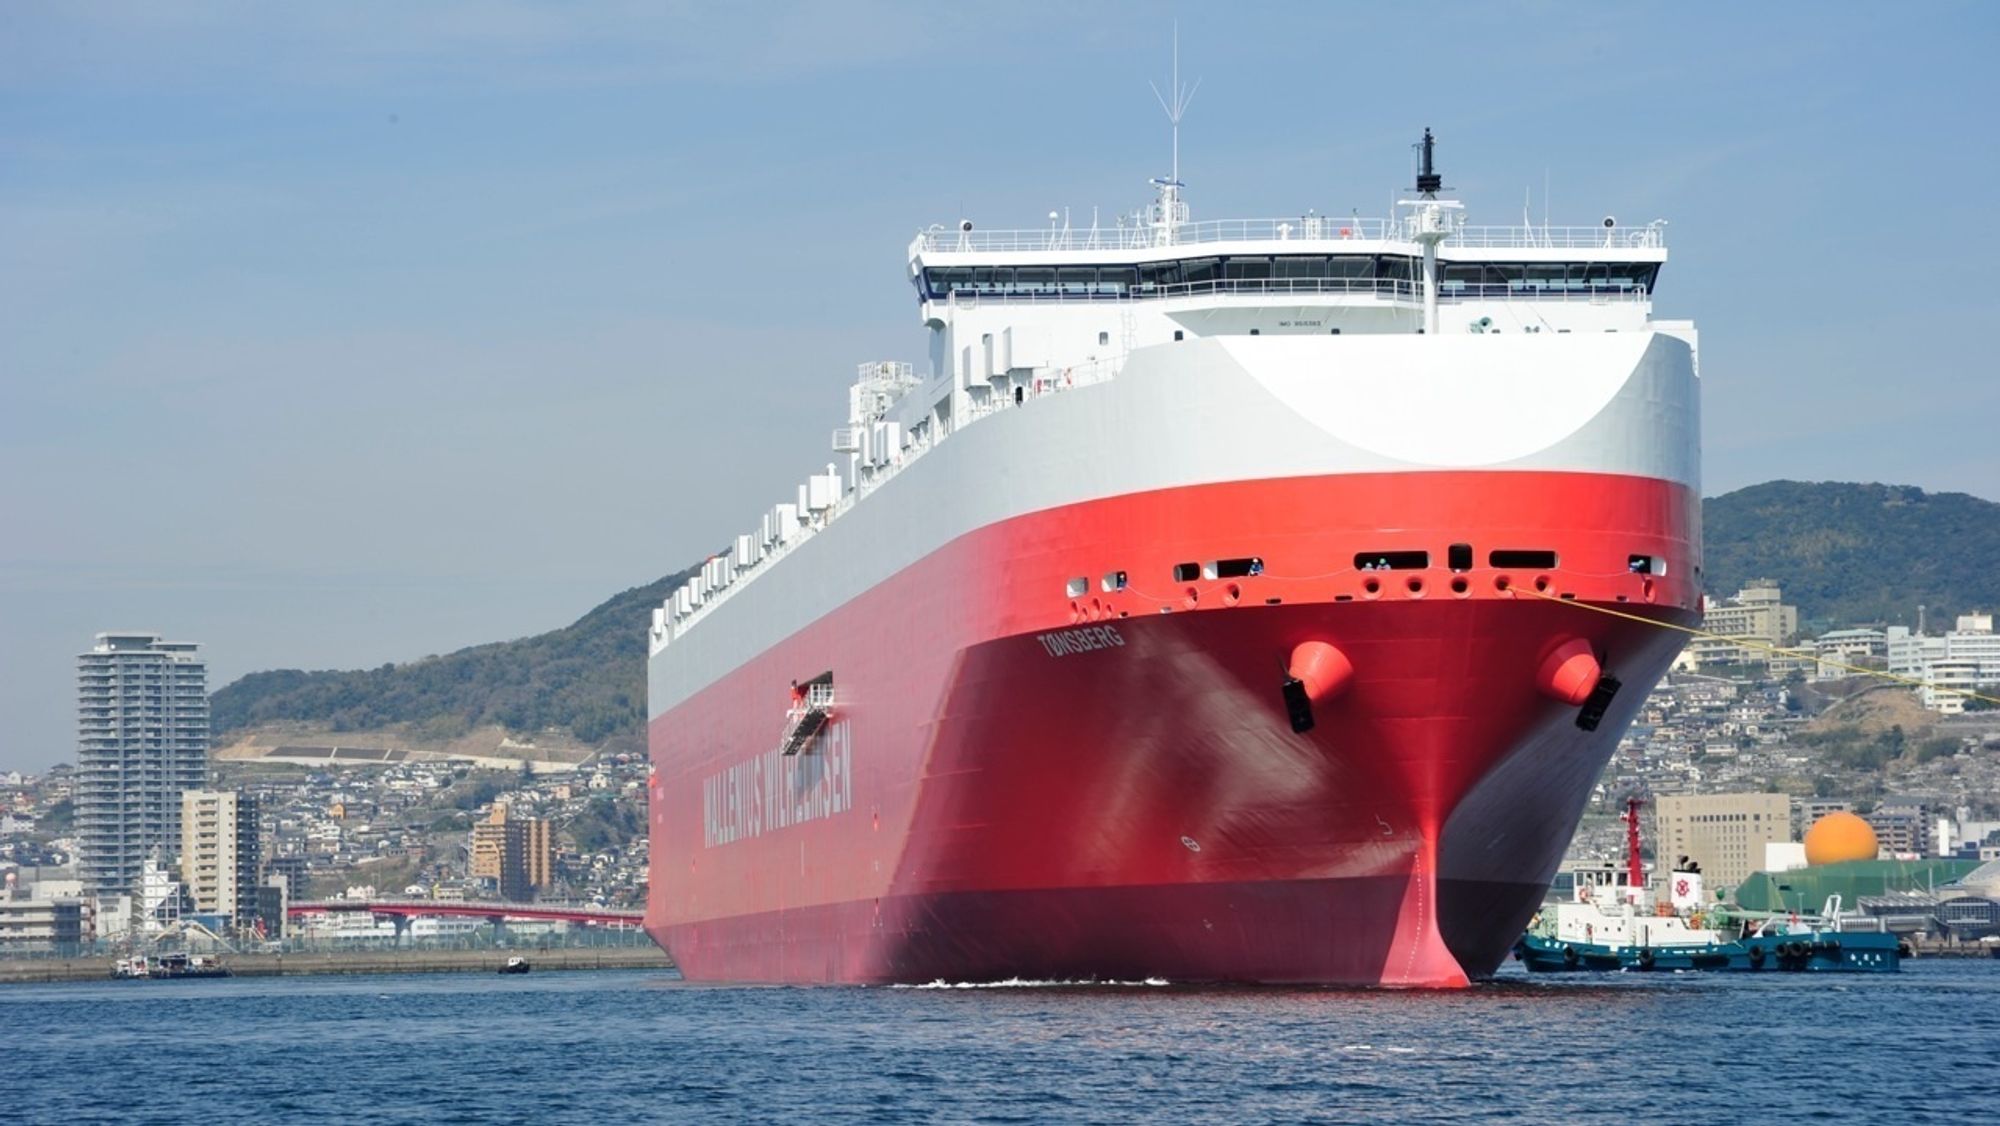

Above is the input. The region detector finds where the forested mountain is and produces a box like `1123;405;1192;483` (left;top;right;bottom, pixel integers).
211;564;700;748
1702;481;2000;628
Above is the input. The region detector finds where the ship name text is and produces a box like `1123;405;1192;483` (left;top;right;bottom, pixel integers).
702;720;854;848
1036;625;1125;657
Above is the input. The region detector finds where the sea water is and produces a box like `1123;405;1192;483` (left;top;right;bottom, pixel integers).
5;960;1994;1123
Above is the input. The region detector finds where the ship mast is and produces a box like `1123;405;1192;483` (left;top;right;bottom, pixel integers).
1622;796;1647;895
1147;26;1198;246
1399;127;1462;335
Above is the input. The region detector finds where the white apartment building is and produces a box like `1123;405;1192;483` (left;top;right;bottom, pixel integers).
1810;628;1887;681
1890;614;2000;714
181;789;260;928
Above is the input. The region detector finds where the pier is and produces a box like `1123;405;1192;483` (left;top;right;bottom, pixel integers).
0;944;672;985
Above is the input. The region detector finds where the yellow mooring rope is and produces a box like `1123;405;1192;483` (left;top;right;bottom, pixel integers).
1512;586;2000;709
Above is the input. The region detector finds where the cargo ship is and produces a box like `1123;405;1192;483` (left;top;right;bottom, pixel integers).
643;129;1701;986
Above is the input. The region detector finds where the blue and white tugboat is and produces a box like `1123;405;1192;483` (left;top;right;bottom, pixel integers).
1514;799;1900;974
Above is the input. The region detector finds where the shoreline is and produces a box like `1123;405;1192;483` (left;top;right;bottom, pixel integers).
0;945;673;985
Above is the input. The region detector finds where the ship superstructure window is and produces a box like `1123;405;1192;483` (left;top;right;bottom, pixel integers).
1223;257;1272;281
922;255;1428;301
1438;261;1659;295
922;255;1651;302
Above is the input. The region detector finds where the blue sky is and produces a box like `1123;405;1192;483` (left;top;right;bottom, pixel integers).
3;2;1997;770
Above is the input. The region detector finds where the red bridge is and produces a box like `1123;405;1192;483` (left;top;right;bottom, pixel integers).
288;898;644;926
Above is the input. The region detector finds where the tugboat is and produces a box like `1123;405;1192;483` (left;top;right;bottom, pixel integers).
1514;799;1900;974
498;956;531;975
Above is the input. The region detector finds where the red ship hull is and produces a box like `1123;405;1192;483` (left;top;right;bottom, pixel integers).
646;469;1698;985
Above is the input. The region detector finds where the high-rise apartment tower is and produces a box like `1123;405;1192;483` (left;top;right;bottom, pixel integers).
76;633;209;896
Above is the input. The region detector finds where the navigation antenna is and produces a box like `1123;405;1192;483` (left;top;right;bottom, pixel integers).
1147;25;1199;246
1397;126;1463;336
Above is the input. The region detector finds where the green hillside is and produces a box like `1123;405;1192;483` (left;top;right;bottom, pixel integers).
1702;481;2000;628
213;481;1998;749
210;563;700;749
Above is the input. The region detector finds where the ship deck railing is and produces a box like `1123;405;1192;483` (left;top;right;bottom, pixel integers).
936;278;1651;306
657;354;1125;646
916;219;1666;254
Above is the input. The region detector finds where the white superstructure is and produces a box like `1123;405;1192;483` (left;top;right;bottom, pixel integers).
649;133;1696;710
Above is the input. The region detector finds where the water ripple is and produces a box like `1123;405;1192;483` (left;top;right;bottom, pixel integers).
1;961;1992;1123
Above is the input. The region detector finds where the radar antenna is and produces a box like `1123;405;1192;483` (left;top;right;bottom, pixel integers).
1415;126;1443;197
1146;25;1199;244
1397;127;1463;335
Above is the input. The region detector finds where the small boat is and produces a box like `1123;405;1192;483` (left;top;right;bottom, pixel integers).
498;956;531;975
1514;798;1899;974
114;953;232;979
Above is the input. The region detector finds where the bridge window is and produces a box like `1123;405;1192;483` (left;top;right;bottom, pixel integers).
924;252;1452;302
1274;255;1325;280
925;267;973;298
1434;261;1659;297
1330;256;1381;279
1224;256;1272;281
1019;267;1058;296
1524;263;1567;290
1096;266;1136;295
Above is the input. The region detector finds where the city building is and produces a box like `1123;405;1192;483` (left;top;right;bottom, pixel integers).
75;633;210;897
254;877;288;940
1887;614;1999;714
1867;797;1939;858
1886;625;1947;678
1684;581;1798;668
1653;792;1793;888
0;897;85;955
1810;629;1887;681
265;854;311;899
469;804;553;901
180;789;261;930
1796;798;1854;828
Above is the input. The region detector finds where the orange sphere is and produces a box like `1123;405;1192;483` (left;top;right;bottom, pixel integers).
1803;811;1879;866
